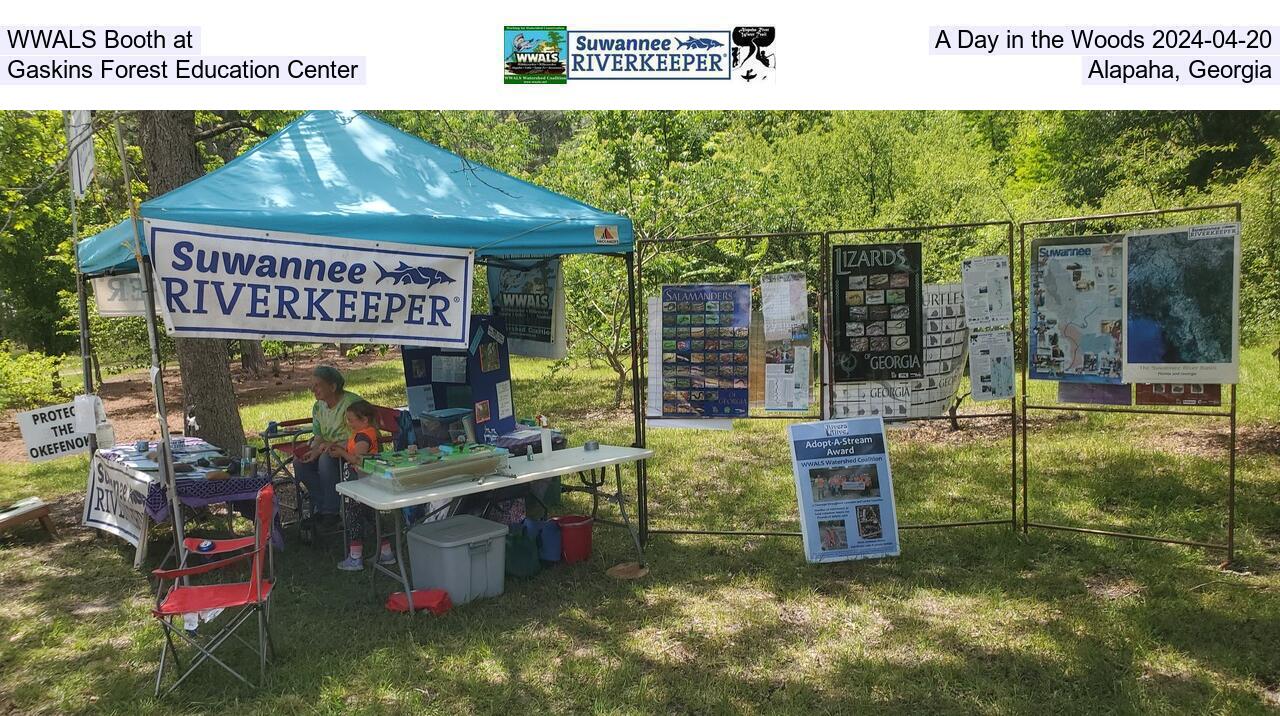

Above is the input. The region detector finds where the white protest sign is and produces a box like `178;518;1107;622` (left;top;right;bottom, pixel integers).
82;455;152;548
16;401;92;462
146;219;474;349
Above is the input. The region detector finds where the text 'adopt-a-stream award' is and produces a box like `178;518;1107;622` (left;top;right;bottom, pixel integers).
788;417;900;563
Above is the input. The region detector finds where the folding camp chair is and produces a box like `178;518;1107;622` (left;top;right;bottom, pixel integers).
151;484;277;697
262;417;314;528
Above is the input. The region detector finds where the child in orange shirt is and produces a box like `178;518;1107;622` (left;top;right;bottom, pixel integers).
328;400;395;571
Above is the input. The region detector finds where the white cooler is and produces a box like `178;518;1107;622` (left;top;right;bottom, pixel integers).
407;515;507;606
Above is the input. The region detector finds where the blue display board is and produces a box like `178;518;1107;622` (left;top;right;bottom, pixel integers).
788;417;900;562
402;315;518;442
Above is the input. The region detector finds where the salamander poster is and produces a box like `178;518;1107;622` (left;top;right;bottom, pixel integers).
659;284;751;418
830;242;924;382
1122;223;1240;384
788;417;899;563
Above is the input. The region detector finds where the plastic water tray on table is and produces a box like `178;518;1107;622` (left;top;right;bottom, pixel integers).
361;445;510;492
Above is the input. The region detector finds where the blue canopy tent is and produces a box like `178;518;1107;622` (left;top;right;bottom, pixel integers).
73;110;649;551
78;110;632;278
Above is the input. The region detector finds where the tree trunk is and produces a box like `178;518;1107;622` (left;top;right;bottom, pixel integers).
137;110;247;454
91;352;103;386
240;340;268;377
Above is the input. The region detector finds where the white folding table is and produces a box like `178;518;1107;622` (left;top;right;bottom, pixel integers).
336;445;652;611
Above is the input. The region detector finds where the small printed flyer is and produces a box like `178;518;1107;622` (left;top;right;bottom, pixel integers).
788;417;900;563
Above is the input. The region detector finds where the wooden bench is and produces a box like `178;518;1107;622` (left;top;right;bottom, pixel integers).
0;497;58;539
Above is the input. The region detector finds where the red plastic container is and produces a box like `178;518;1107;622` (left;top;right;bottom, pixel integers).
552;515;594;563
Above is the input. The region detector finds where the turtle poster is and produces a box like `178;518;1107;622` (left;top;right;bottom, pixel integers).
830;242;924;382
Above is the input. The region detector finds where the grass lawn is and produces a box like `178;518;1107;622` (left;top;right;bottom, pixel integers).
1;347;1278;714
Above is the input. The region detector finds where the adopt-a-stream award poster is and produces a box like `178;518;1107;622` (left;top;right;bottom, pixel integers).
659;283;751;418
788;417;900;563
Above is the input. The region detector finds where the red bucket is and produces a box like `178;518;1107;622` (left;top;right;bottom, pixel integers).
552;515;594;563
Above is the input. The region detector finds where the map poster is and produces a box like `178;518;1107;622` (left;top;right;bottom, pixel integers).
830;242;924;382
960;255;1013;330
788;417;900;563
1058;382;1132;406
909;284;968;418
1122;223;1241;384
968;330;1015;401
1135;383;1222;407
1029;234;1124;384
659;284;751;418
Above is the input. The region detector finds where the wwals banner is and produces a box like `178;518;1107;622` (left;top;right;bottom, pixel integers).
147;219;473;349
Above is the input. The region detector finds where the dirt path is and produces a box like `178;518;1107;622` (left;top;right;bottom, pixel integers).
0;348;387;461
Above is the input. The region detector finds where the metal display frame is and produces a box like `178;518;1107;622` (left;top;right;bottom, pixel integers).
1018;202;1242;564
634;221;1020;543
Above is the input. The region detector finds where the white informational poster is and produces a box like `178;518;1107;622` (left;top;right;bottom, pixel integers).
960;255;1013;330
761;272;808;341
968;330;1016;401
765;344;810;411
146;219;473;349
16;401;92;462
65;109;95;198
831;381;911;419
495;379;514;420
91;275;152;318
1121;223;1241;384
82;454;151;548
405;385;436;416
789;417;900;563
909;283;969;418
430;355;467;384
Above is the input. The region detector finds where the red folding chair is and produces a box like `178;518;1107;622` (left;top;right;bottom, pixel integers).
151;484;277;697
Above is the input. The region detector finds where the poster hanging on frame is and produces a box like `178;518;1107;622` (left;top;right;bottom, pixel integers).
1028;234;1124;384
909;283;968;418
1135;383;1222;407
1122;223;1240;384
486;257;567;359
830;242;924;383
788;417;900;563
968;330;1015;401
659;284;751;418
960;255;1013;330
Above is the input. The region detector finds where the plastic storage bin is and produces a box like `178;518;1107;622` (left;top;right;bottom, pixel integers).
407;515;507;606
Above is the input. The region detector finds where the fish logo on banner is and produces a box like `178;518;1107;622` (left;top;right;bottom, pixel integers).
147;219;473;349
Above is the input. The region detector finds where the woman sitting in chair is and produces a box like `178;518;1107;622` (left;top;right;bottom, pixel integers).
295;365;361;530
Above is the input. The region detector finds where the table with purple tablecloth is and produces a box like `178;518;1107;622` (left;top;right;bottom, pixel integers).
86;438;274;567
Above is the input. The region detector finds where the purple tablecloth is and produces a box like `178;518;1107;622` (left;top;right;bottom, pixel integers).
145;476;271;523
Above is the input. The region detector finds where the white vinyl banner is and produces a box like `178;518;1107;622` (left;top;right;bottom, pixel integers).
146;219;474;348
82;455;151;548
91;274;149;317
